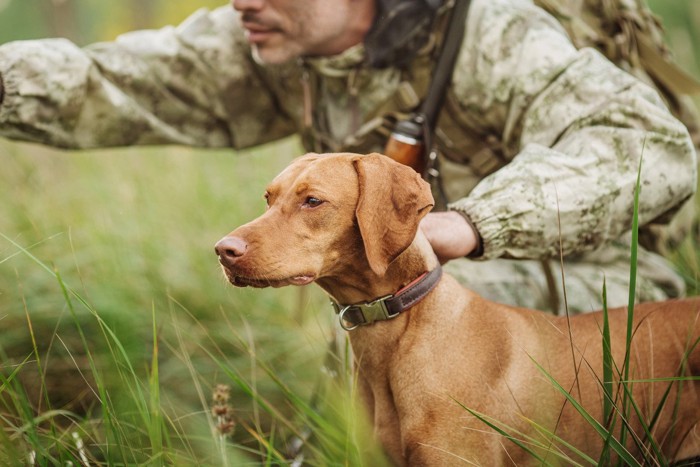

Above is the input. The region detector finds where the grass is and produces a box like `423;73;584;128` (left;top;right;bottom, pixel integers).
0;138;392;464
0;137;698;464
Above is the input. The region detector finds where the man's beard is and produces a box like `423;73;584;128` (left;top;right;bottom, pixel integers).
248;43;301;66
250;45;266;66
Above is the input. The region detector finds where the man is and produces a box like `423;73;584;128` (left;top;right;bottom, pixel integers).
0;0;696;312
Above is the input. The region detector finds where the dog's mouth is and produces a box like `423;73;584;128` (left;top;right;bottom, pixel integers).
221;267;315;288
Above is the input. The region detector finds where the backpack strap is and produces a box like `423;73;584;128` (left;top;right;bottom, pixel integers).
534;0;700;151
534;0;700;96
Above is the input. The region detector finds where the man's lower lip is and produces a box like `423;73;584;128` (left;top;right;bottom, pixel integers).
245;29;276;44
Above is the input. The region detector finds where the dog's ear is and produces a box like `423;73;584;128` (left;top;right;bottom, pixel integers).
353;153;434;276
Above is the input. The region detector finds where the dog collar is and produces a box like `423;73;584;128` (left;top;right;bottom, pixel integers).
331;264;443;331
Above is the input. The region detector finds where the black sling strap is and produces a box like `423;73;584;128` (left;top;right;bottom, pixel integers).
384;0;473;177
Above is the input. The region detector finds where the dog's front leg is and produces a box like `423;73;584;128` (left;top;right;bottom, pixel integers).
373;397;406;464
399;406;507;466
354;373;405;465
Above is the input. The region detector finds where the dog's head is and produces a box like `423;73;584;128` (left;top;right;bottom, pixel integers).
215;152;434;288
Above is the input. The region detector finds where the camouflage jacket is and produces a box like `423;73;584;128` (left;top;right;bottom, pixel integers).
0;0;696;260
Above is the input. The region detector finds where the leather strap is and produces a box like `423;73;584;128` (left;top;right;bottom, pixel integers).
331;264;443;331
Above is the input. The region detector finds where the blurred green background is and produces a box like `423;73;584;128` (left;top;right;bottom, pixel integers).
0;0;698;465
0;1;336;464
0;0;225;43
648;0;700;78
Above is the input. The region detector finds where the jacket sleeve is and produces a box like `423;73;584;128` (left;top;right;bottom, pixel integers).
0;6;296;149
447;0;697;260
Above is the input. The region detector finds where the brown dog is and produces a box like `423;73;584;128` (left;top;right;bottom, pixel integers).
215;152;700;465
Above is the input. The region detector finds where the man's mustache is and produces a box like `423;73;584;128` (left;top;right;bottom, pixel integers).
240;13;277;30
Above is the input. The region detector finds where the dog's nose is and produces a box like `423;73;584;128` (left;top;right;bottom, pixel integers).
215;236;248;263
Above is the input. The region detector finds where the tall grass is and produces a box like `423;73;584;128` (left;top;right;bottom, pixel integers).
0;138;394;464
1;136;698;464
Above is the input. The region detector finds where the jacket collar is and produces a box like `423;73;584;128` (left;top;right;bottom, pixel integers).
302;44;366;78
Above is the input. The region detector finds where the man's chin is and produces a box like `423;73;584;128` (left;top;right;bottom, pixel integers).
250;45;299;66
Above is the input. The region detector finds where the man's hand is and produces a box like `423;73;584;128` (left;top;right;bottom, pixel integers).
420;211;479;264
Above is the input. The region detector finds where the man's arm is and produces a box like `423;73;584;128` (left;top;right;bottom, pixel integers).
0;7;295;149
445;0;697;260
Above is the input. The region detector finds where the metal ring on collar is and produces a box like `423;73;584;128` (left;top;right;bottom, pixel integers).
338;306;361;331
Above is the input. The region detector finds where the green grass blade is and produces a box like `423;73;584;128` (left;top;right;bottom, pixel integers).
455;400;597;466
149;303;164;460
528;417;598;465
619;140;644;453
529;356;640;466
453;403;549;464
600;279;615;466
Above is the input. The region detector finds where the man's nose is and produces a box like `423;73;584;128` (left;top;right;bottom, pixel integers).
231;0;265;12
214;236;248;264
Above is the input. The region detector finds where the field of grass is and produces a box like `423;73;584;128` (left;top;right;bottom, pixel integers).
2;137;699;465
0;139;398;464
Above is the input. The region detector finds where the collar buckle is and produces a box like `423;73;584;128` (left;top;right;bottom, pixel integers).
331;264;442;332
336;294;396;331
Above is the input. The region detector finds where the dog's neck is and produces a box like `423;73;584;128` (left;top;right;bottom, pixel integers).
316;230;440;308
320;231;442;370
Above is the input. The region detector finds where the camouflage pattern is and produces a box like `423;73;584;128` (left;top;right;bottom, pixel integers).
534;0;700;148
0;0;696;311
444;238;686;314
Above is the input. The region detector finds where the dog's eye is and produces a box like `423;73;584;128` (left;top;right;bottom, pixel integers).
263;192;270;206
304;196;324;208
